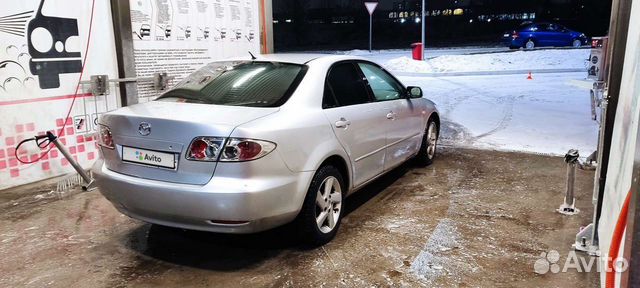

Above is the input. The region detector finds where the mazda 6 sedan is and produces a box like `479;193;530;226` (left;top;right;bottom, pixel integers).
93;54;440;245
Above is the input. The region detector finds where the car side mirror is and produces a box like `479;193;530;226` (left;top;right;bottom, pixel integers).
407;86;423;98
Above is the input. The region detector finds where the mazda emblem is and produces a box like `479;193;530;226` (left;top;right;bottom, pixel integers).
138;122;151;136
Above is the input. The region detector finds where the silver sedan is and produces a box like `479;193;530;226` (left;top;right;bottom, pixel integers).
93;54;439;245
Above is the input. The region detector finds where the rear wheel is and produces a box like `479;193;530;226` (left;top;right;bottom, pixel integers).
415;118;438;166
525;39;535;49
295;165;345;246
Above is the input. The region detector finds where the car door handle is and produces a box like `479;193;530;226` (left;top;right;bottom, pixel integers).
335;118;351;128
386;112;397;120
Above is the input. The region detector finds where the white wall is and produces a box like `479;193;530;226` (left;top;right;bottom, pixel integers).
129;0;262;102
0;0;119;189
0;0;264;190
597;0;640;285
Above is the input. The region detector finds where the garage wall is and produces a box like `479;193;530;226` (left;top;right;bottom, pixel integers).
129;0;261;103
0;0;266;190
0;0;119;190
597;0;640;285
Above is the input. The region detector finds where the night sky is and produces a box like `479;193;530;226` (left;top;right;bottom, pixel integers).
273;0;611;51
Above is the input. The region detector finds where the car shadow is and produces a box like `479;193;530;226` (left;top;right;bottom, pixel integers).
122;163;411;271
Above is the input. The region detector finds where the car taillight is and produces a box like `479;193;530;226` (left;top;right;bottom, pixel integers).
186;137;275;162
220;138;276;162
512;31;519;38
98;125;114;149
186;137;224;161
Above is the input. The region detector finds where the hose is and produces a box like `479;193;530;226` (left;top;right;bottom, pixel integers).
15;0;96;164
605;189;631;288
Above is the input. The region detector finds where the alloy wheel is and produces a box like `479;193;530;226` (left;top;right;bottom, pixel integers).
525;40;535;49
315;176;342;233
572;40;582;48
427;121;438;159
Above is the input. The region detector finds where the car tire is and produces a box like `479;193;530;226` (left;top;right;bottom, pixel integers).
525;39;535;49
295;164;345;246
509;45;519;50
572;39;582;48
415;117;438;167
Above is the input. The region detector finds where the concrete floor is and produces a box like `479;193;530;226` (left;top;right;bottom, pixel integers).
0;148;599;287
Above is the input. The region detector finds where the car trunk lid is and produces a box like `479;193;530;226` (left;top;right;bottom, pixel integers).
99;101;278;185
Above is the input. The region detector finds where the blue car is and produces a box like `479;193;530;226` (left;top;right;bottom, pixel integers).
503;22;588;49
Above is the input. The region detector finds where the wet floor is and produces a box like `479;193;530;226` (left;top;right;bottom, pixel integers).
0;148;599;287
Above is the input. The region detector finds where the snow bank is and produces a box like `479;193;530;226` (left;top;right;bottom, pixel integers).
384;49;590;73
398;72;598;156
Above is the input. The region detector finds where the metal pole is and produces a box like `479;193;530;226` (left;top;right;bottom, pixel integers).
369;14;372;52
565;162;576;206
421;0;425;60
110;0;139;106
558;149;580;215
48;132;93;189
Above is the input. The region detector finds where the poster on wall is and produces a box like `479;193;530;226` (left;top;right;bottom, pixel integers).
129;0;261;100
0;0;119;189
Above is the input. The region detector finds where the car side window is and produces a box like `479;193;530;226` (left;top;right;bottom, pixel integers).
324;62;371;107
357;63;404;102
542;24;557;32
323;82;338;109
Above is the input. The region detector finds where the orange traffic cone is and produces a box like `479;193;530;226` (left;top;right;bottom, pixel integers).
527;72;533;80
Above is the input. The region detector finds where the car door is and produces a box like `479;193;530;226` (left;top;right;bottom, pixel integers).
357;62;422;171
536;23;555;46
323;62;388;188
544;24;565;46
556;25;573;45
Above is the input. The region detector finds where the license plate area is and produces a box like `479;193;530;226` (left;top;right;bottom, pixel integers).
122;146;176;169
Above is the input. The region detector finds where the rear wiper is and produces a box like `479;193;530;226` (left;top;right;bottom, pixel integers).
227;100;270;106
156;95;205;103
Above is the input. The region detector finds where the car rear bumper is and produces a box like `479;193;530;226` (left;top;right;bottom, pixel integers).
92;155;314;234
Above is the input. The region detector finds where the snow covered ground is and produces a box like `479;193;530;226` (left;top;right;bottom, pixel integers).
383;49;590;74
337;47;590;74
339;46;509;64
397;72;598;156
333;48;599;156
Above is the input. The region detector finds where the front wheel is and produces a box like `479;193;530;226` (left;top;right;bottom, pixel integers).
295;165;345;246
572;39;582;48
415;118;438;166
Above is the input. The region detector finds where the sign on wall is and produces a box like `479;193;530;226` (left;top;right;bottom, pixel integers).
129;0;261;101
0;0;119;189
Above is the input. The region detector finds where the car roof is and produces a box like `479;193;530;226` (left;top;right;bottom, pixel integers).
221;53;369;65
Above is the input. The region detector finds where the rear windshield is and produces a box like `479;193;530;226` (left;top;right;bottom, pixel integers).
156;61;307;107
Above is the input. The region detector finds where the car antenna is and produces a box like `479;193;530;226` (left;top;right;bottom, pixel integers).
248;51;257;60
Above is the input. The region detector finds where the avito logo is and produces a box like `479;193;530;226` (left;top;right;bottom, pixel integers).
135;151;162;163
